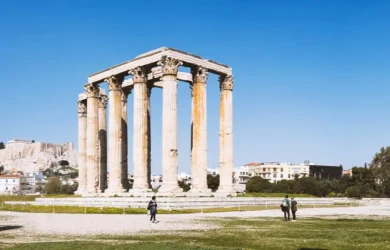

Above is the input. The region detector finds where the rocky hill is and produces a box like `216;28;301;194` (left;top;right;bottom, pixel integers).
0;141;78;173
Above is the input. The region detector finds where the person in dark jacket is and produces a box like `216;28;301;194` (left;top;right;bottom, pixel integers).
291;197;298;221
147;196;157;223
281;195;291;221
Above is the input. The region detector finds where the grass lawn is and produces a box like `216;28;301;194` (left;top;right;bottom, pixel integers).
0;203;356;214
3;218;390;249
0;194;80;203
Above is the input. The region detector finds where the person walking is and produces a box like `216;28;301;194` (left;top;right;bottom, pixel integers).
291;197;298;221
281;195;291;221
147;196;158;223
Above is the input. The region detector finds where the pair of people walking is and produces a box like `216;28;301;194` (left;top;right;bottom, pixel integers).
280;195;297;221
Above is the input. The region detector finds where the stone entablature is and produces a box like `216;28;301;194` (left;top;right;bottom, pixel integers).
88;47;232;84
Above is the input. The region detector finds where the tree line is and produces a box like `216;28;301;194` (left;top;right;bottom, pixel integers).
246;146;390;198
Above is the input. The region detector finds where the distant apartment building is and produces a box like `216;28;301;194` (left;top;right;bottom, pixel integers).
178;172;191;185
0;175;20;194
207;168;219;176
309;165;343;180
342;169;352;176
20;172;46;194
233;165;252;183
237;161;342;184
240;162;310;184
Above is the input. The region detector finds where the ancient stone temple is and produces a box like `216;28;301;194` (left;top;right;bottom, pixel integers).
75;47;235;197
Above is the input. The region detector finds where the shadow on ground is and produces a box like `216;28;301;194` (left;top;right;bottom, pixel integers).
298;248;328;250
0;225;23;232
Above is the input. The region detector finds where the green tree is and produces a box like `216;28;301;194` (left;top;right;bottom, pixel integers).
207;174;220;192
246;176;273;193
0;142;5;150
293;177;328;197
371;146;390;195
0;166;4;175
178;180;191;192
45;177;61;194
273;179;294;193
339;175;352;194
60;183;78;194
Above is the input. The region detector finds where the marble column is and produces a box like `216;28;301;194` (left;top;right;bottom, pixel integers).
190;66;210;194
130;67;150;191
105;75;126;194
147;88;152;188
85;84;100;194
158;56;183;193
98;94;108;192
217;75;235;195
121;88;131;191
75;99;87;194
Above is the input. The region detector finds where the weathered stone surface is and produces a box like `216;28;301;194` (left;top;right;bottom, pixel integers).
105;76;125;194
159;58;182;193
82;48;235;197
0;142;77;173
190;66;210;194
218;75;234;195
131;67;150;191
85;84;100;194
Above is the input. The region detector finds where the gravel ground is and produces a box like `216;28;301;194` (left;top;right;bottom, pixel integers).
1;205;390;238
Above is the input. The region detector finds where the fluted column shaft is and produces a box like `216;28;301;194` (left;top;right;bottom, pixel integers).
98;95;108;192
158;56;183;193
190;66;210;193
105;76;125;194
121;89;131;191
75;99;87;194
85;84;100;194
130;67;150;191
218;75;234;193
147;89;152;188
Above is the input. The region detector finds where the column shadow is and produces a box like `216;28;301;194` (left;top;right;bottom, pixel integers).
147;109;152;188
121;117;130;191
298;248;328;250
98;128;107;191
0;225;23;232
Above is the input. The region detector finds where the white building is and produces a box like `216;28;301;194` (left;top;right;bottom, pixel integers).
207;168;219;176
0;175;20;194
20;172;46;194
240;162;311;184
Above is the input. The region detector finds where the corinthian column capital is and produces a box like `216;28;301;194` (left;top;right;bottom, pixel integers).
191;66;208;83
98;95;108;108
105;75;124;91
158;56;183;76
84;84;100;98
129;67;148;83
78;101;87;118
219;75;234;91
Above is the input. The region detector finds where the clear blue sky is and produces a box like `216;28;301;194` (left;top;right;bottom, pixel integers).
1;0;390;174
